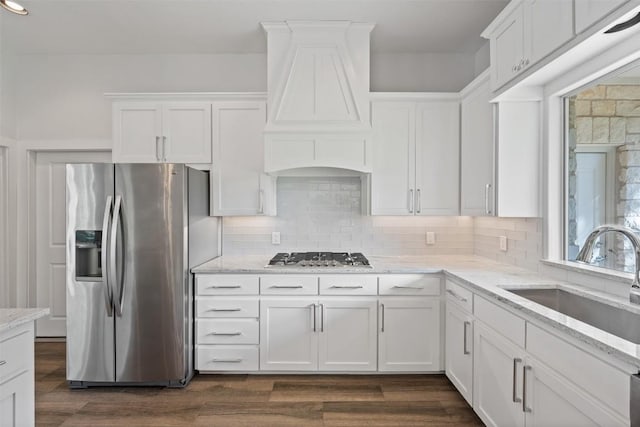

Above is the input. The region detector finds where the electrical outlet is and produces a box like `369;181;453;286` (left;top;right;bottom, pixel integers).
426;231;436;245
271;232;281;245
499;235;508;252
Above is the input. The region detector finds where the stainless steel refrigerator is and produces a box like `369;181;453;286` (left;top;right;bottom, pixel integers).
65;163;218;387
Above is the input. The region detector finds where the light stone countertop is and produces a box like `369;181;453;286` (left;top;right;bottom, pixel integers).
193;254;640;368
0;308;50;334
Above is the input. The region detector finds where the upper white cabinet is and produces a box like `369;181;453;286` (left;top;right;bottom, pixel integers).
371;96;460;216
460;72;540;217
113;102;212;164
484;0;574;90
210;101;276;216
575;0;629;34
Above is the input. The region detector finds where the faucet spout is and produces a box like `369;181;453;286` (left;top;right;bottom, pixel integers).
576;224;640;304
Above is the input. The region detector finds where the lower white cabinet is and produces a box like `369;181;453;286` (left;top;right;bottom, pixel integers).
260;298;377;372
0;323;35;427
378;298;441;372
445;302;473;405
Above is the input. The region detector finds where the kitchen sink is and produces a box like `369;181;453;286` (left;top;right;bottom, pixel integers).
506;288;640;344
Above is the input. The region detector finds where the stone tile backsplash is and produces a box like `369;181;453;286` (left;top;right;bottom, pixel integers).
222;177;542;271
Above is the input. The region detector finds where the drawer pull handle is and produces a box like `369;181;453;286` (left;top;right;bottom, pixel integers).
393;285;424;290
212;358;243;363
0;360;6;366
446;289;468;302
209;285;242;289
209;308;242;312
270;285;303;289
210;332;242;336
330;285;363;289
523;365;532;413
513;358;522;403
463;321;471;355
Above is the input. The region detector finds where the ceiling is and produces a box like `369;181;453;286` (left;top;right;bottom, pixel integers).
1;0;508;55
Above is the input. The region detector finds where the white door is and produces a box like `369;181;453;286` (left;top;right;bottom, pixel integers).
162;102;212;163
318;299;377;371
575;0;628;34
525;0;574;64
112;102;162;163
473;321;526;427
371;101;416;215
461;76;495;216
34;151;111;337
378;298;441;372
0;147;7;307
260;298;318;371
493;5;524;88
445;303;473;405
0;371;33;427
415;100;460;215
211;101;269;216
523;357;626;427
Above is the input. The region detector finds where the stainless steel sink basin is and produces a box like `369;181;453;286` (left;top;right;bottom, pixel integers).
507;288;640;344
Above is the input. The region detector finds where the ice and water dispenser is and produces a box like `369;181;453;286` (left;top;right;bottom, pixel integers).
75;230;102;280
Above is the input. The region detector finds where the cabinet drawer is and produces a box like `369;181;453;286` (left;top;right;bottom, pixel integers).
196;345;259;371
379;275;441;296
527;323;630;419
260;275;318;295
0;325;33;383
196;297;259;318
445;279;473;313
319;275;377;295
196;275;259;295
196;319;259;344
474;296;525;348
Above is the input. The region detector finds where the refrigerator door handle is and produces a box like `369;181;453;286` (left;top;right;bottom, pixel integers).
101;195;114;317
110;195;124;316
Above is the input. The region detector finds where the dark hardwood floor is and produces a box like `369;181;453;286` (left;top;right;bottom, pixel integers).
35;342;483;426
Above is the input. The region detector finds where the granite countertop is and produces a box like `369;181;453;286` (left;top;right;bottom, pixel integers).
193;254;640;368
0;308;50;334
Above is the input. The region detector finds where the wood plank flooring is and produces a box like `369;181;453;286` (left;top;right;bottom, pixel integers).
35;342;483;426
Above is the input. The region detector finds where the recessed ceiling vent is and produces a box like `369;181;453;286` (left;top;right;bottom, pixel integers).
262;21;375;174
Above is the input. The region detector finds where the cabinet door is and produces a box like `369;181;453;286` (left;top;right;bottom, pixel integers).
492;5;525;89
526;0;574;65
445;304;473;405
523;357;627;427
0;371;34;427
461;75;494;216
415;100;460;215
318;299;377;371
473;321;525;427
371;101;416;215
162;102;212;163
575;0;629;34
260;298;318;371
378;298;441;372
211;102;273;216
112;102;162;163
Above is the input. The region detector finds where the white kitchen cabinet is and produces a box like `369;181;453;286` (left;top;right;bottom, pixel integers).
473;320;526;427
260;298;319;371
460;72;540;217
0;323;35;427
445;302;473;405
260;297;377;372
575;0;629;34
112;101;212;164
371;96;460;216
485;0;573;90
210;101;275;216
378;297;441;372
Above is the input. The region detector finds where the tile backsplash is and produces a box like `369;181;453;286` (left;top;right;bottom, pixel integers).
222;177;542;271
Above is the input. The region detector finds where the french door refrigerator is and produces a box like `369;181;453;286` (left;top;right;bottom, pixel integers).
65;163;218;387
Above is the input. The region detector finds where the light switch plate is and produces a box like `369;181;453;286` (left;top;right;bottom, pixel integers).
426;232;436;245
499;235;508;252
272;232;281;245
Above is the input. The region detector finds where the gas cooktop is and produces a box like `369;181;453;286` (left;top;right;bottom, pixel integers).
266;252;372;268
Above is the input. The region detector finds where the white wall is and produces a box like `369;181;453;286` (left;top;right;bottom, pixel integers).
223;177;475;256
9;52;477;139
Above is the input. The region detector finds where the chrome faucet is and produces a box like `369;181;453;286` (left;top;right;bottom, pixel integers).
576;224;640;304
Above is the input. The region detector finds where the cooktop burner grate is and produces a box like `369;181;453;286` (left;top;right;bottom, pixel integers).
266;252;371;268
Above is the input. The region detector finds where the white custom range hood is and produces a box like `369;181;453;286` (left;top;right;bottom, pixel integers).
262;21;375;174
